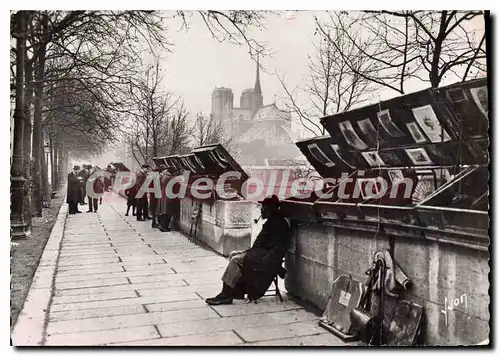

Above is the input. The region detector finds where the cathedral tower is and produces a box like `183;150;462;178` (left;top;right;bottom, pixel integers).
251;58;263;114
211;87;234;138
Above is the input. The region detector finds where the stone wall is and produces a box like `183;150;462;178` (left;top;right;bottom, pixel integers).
284;221;490;346
179;197;253;256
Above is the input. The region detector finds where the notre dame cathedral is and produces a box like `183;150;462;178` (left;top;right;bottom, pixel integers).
211;61;299;166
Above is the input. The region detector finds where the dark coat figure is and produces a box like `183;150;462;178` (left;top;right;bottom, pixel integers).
125;188;136;216
158;168;181;232
205;195;291;305
148;170;160;228
78;167;90;204
134;165;149;221
67;166;82;214
241;213;290;300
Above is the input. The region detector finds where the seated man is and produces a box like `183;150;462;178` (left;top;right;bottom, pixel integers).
205;195;290;305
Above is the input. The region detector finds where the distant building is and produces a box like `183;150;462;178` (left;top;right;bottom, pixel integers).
211;61;298;165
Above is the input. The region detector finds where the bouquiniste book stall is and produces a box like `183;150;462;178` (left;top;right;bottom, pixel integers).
279;78;489;345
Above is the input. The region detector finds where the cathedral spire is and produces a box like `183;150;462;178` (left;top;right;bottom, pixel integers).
254;55;262;95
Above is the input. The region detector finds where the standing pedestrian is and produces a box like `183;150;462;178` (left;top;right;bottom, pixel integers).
149;167;161;228
67;165;82;214
134;164;150;221
124;187;137;216
78;164;90;205
158;167;181;232
87;167;104;213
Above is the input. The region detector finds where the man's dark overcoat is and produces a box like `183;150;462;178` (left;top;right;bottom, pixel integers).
240;213;290;300
66;171;81;204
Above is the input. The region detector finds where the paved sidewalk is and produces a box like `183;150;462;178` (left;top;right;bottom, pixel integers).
12;192;349;346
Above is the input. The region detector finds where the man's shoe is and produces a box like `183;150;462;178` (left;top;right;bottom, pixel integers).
137;218;145;221
205;295;233;305
76;211;82;213
125;213;129;216
87;210;92;213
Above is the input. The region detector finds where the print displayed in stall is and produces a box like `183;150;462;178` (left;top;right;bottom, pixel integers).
388;169;405;185
405;148;434;165
361;151;386;167
357;118;380;146
406;122;427;143
411;105;451;143
330;144;356;169
470;86;488;118
339;120;368;150
357;177;381;200
377;109;405;138
307;143;336;167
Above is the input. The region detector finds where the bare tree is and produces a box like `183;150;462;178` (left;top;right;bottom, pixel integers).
316;11;486;94
192;113;234;149
175;11;272;59
278;17;374;137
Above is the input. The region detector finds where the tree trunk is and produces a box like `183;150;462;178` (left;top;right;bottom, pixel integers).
10;10;28;239
23;54;34;229
50;135;55;192
32;14;48;217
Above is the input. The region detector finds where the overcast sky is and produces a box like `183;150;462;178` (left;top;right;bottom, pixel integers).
160;11;318;120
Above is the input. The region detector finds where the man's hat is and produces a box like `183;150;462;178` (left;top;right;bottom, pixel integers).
73;165;80;170
141;164;150;169
258;195;280;207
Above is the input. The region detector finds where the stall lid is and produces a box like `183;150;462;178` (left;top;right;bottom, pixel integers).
178;153;206;175
192;143;249;181
152;157;166;169
319;78;488;168
109;162;130;172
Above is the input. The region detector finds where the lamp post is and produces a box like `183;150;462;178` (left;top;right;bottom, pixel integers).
10;11;27;240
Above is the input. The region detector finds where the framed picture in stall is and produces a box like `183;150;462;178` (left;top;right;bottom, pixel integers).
411;105;451;143
470;86;488;118
330;144;356;169
377;109;405;138
357;118;380;146
338;121;368;150
406;122;427;143
307;143;335;167
388;169;405;185
405;148;433;165
361;151;386;167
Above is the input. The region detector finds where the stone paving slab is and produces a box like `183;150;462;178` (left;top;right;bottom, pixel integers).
12;192;347;347
109;330;244;346
50;293;201;313
45;326;160;346
156;308;317;338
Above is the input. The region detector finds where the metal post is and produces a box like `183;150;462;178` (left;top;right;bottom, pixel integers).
10;11;27;239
